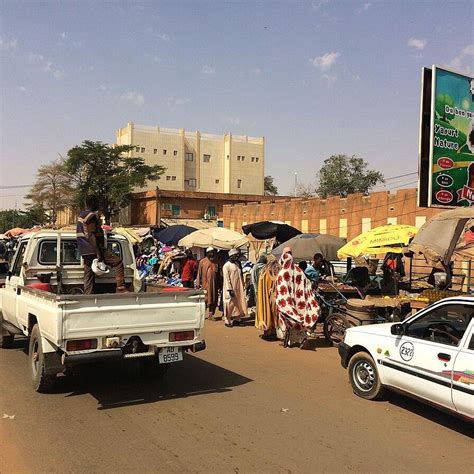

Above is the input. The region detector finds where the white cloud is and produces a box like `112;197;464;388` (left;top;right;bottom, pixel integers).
99;85;108;92
60;32;66;39
312;0;331;11
322;73;338;84
165;97;190;107
145;53;162;63
201;65;216;75
157;33;170;42
447;44;474;74
363;2;371;11
407;38;427;51
19;86;29;92
72;41;82;49
226;117;240;126
311;52;340;70
28;52;44;63
252;67;262;76
0;36;18;51
121;91;145;106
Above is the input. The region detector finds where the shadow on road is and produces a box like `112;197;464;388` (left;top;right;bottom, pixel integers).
47;354;253;410
387;392;474;437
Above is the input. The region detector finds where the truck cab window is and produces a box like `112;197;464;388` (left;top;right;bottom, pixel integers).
405;304;473;347
107;241;122;259
11;242;27;276
38;240;81;265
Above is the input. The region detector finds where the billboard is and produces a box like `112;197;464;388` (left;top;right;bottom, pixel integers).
418;66;474;207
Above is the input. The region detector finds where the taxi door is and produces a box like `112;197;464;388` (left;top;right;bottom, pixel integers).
381;302;472;411
451;321;474;419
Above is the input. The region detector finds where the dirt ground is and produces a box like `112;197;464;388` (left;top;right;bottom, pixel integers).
0;317;472;473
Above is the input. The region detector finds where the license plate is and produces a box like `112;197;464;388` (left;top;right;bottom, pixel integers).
158;346;183;364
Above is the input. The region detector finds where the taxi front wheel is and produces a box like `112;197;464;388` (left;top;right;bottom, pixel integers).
348;352;386;400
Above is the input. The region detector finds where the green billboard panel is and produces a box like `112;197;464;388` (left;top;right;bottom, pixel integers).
429;66;474;207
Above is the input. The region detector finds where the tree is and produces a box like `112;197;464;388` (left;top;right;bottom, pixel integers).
0;208;48;233
63;140;165;224
25;159;74;225
295;182;316;198
315;154;384;198
264;175;278;196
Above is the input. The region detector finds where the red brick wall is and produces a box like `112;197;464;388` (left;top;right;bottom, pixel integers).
223;189;442;239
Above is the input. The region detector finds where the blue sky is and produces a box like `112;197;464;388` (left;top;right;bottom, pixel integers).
1;0;473;208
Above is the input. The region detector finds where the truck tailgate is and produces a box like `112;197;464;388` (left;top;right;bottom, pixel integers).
61;291;205;341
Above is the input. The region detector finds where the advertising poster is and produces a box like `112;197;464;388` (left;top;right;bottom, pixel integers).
429;67;474;207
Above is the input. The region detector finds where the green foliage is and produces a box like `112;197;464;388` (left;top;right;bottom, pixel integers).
63;140;165;223
0;207;48;233
316;154;384;198
25;159;74;225
264;175;279;196
435;93;455;122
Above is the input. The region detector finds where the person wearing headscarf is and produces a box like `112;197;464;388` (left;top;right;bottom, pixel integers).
251;253;268;299
197;247;221;319
255;257;280;340
276;247;320;334
222;249;248;327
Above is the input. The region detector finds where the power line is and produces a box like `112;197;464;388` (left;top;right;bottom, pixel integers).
0;184;33;189
383;172;417;181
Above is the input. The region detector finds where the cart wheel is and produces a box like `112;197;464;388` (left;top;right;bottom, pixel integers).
323;312;350;346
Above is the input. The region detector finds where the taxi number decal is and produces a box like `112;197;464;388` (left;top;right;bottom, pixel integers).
400;342;414;361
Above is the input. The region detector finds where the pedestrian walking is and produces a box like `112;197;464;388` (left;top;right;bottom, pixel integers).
76;195;128;294
196;247;221;319
222;249;247;327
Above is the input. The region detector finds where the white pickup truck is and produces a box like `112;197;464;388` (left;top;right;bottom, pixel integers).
0;230;206;392
339;296;473;421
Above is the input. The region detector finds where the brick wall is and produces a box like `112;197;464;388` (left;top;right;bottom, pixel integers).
223;189;443;239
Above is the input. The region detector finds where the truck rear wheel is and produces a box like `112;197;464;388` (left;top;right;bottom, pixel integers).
29;324;57;393
348;352;386;400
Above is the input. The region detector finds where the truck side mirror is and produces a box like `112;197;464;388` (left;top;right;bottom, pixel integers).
391;323;404;336
6;270;12;280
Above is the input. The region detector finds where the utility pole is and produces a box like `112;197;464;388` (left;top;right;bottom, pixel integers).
294;172;298;197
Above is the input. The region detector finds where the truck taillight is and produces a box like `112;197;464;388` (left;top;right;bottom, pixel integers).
169;331;194;342
66;339;98;351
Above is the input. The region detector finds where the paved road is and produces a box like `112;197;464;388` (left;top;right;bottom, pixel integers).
0;321;472;473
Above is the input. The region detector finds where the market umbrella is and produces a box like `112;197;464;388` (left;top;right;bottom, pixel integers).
408;208;474;265
178;227;248;250
272;233;346;261
337;225;418;259
242;221;301;244
114;227;143;244
155;225;197;246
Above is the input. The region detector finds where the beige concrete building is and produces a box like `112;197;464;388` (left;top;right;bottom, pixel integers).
116;122;265;195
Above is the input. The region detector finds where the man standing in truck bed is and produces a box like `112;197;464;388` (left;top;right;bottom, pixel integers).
76;195;128;294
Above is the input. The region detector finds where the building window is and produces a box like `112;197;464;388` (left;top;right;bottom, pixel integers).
163;149;167;155
166;176;171;181
172;176;176;181
172;205;180;217
237;179;242;189
135;146;140;152
185;152;193;161
141;147;145;153
153;148;157;154
241;156;245;161
188;178;196;187
203;154;211;162
174;150;178;156
251;157;255;162
227;155;230;160
215;179;220;184
255;157;259;163
207;206;217;217
237;155;241;161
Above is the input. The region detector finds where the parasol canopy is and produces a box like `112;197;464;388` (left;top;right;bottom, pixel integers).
272;233;346;261
242;221;301;244
337;225;418;259
178;227;248;250
154;225;197;246
114;227;143;244
408;208;474;265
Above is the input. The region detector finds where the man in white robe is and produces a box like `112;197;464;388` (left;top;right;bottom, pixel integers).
222;249;247;327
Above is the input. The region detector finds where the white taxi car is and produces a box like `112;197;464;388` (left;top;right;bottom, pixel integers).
339;297;473;421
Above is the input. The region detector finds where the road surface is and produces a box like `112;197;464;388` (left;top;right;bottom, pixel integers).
0;320;472;473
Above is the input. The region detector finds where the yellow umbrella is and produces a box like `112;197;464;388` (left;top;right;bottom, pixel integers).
337;225;418;259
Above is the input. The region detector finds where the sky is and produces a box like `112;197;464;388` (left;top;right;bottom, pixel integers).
1;0;473;209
